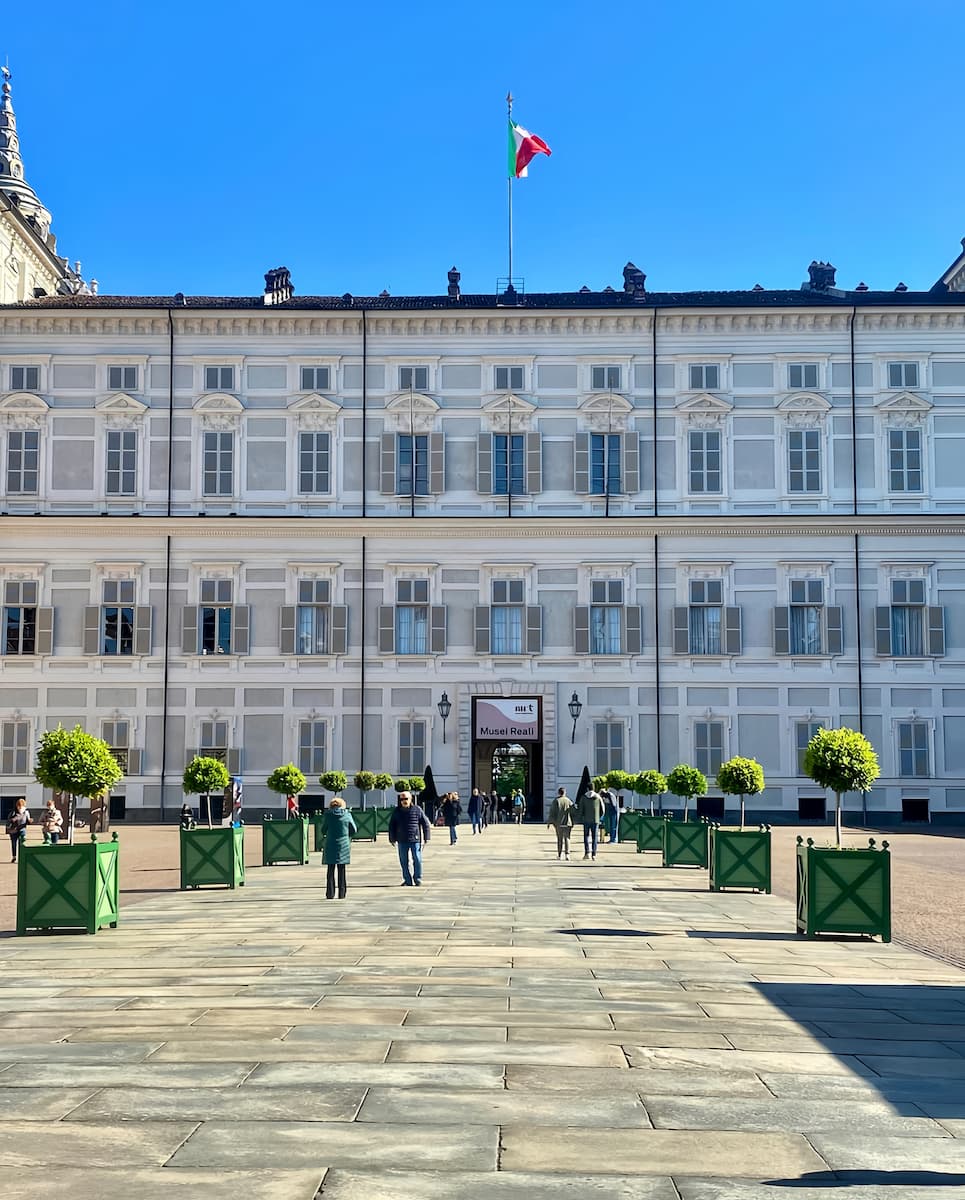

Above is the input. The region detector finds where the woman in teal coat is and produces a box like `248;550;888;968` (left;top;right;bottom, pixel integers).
321;797;357;899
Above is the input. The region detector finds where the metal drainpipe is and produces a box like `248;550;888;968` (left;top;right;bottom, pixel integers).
360;307;368;773
159;306;176;820
849;307;858;516
651;307;658;517
359;534;367;772
361;307;368;517
848;306;867;822
653;532;662;776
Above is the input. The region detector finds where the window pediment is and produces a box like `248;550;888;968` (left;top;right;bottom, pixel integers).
0;391;48;428
578;392;633;432
876;392;932;426
778;392;831;428
194;392;244;430
482;394;535;432
96;392;148;428
288;392;341;431
675;393;732;427
384;391;440;433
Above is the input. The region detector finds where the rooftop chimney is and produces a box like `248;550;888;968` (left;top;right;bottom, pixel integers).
806;260;836;291
447;266;461;301
263;266;293;306
622;261;647;302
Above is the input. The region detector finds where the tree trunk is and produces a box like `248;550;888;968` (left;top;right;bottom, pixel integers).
683;798;689;822
835;792;842;847
67;794;75;845
739;794;745;831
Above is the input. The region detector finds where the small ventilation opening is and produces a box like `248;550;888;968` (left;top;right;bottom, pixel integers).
798;795;827;821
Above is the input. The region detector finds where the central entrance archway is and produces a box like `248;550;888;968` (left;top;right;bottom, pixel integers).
470;696;544;820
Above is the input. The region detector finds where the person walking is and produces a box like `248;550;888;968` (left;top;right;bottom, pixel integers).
321;797;356;900
442;792;461;844
388;790;432;886
547;786;575;860
603;789;619;844
512;789;525;824
577;788;605;860
6;798;31;863
41;798;63;845
468;788;483;835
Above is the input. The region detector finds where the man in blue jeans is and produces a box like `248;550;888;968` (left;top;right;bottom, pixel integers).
576;788;605;860
388;791;432;886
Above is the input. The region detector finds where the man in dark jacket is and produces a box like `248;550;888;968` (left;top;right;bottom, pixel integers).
468;788;483;835
388;791;432;886
442;792;462;844
576;789;605;861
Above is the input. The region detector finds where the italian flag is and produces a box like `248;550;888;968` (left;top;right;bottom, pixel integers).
508;120;551;178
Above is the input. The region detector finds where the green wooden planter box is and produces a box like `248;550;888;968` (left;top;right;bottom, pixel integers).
180;825;245;889
262;818;310;865
618;810;645;843
636;814;668;853
350;808;378;840
376;808;394;835
17;834;120;935
709;825;771;892
663;819;709;868
312;814;325;852
796;837;891;941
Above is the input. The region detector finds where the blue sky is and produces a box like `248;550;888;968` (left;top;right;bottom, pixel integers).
4;0;964;297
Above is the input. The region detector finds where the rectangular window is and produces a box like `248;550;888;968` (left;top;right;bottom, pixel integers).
591;365;621;391
204;366;235;391
102;579;136;655
888;428;922;493
108;365;137;391
300;366;331;391
888;361;919;389
796;720;822;775
694;720;724;776
102;719;130;771
789;579;824;655
788;363;818;390
493;434;526;495
398;720;426;775
788;429;821;493
494;365;524;391
6;430;40;494
0;720;30;774
296;579;331;655
200;720;229;762
594;721;624;775
3;580;37;655
891;579;926;657
689;579;723;655
397;434;429;495
10;366;40;391
298;431;330;494
590;579;623;654
298;720;327;776
590;433;622;495
491;579;524;655
399;366;428;391
200;579;233;655
689;363;720;390
897;721;929;778
688;429;721;494
106;429;137;496
396;579;429;654
202;430;234;496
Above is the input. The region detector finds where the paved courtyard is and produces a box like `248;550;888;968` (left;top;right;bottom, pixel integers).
3;823;965;1198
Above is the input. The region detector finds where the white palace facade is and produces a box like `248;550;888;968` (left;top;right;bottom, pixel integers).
3;72;965;824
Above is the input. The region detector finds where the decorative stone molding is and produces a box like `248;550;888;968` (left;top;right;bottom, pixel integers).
0;390;48;429
777;392;831;429
675;393;732;428
96;392;148;428
383;391;439;434
194;392;244;430
578;392;632;432
482;394;535;432
287;392;341;431
875;392;932;428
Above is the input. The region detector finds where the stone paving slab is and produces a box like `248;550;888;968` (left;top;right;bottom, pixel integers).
808;1131;965;1172
2;1168;327;1200
0;1119;198;1167
320;1168;679;1199
357;1086;652;1127
643;1094;947;1135
66;1085;365;1122
677;1182;965;1200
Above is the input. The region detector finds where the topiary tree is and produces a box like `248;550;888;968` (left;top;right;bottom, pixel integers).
803;727;880;847
182;755;230;829
353;770;376;810
591;775;607;792
605;769;632;801
375;772;394;807
716;756;766;830
394;778;409;795
634;769;667;816
266;763;307;818
665;763;707;823
320;770;347;796
35;724;124;845
407;776;426;796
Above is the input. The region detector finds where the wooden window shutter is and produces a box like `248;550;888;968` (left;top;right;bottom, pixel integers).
83;606;101;655
474;606;491;654
231;606;250;655
133;607;153;655
573;433;590;495
625;605;643;655
380;433;396;495
574;605;590;654
623;433;640;495
35;607;54;655
525;431;542;494
126;748;143;775
430;605;447;653
672;606;690;654
476;432;493;494
330;604;349;654
724;607;742;655
928;607;946;656
526;606;543;654
774;606;790;655
181;606;199;655
874;607;892;655
377;605;395;654
429;432;445;494
826;606;843;655
280;606;297;654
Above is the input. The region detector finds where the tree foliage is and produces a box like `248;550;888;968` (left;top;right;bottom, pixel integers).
183;755;230;796
353;771;376;793
591;775;606;792
320;770;348;794
375;772;394;792
407;776;426;794
35;725;123;798
605;769;632;793
666;763;707;801
716;757;765;799
803;728;880;796
634;769;667;798
266;763;307;797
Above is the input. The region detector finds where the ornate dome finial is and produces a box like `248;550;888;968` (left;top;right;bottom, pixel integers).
0;61;54;238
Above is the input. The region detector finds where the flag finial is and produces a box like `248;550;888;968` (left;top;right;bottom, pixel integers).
506;91;513;112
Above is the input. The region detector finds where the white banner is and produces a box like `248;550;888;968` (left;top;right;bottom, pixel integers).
474;698;540;741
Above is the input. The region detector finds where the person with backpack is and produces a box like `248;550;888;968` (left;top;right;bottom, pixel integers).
546;787;575;860
512;789;525;824
577;788;605;860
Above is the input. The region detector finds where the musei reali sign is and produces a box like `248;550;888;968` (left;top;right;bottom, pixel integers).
474;698;541;740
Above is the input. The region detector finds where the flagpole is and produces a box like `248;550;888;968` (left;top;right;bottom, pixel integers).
506;91;514;289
